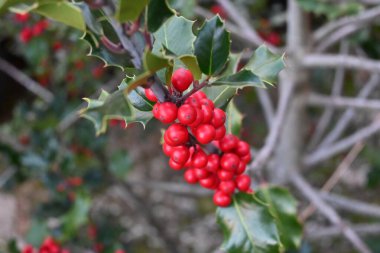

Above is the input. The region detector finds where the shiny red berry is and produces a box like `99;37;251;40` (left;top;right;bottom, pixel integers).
206;154;220;172
188;108;204;127
201;104;213;123
185;96;201;108
236;161;246;175
236;175;251;192
159;102;178;124
215;125;226;140
162;142;175;156
191;149;208;168
241;153;252;163
219;180;236;195
169;158;183;170
220;153;240;171
171;146;190;164
194;168;210;179
211;108;226;127
235;141;250;157
178;104;197;125
22;245;34;253
199;175;218;189
217;169;234;181
153;103;161;119
171;68;194;92
195;124;216;144
200;98;214;110
20;27;33;43
184;169;198;184
145;88;158;102
213;191;231;207
166;123;189;146
192;91;206;100
220;134;239;152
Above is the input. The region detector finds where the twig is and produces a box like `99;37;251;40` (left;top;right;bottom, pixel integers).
0;58;54;103
315;24;361;52
304;116;380;167
303;54;380;73
290;170;372;253
256;88;275;126
300;142;364;221
318;74;380;148
307;223;380;239
306;93;380;110
0;167;16;188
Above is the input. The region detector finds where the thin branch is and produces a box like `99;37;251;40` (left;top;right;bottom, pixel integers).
300;142;364;220
313;5;380;42
0;58;54;103
307;93;380;111
304;116;380;166
290;171;372;253
307;223;380;240
256;88;275;126
303;54;380;73
319;74;380;148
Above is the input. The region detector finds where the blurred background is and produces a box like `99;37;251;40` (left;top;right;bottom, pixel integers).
1;0;380;252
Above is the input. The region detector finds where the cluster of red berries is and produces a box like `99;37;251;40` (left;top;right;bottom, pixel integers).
15;13;49;43
22;237;69;253
144;68;252;207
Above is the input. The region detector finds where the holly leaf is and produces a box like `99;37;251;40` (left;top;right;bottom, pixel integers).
75;2;103;35
61;194;91;237
244;45;285;86
226;100;243;136
212;69;266;88
116;0;149;22
153;15;196;56
255;186;303;250
217;193;282;253
178;55;202;80
143;50;171;73
147;0;176;32
194;15;230;76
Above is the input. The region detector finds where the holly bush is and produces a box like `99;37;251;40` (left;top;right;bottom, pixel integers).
0;1;302;253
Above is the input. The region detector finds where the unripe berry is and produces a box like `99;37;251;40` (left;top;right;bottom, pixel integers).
171;146;190;164
166;123;189;146
235;141;250;157
235;174;251;192
217;169;234;181
219;180;236;195
184;169;198;184
144;88;158;102
206;154;220;173
169;158;183;170
213;191;232;207
191;149;208;168
178;104;197;125
215;125;226;140
159;102;178;124
211;108;226;127
195;124;216;144
220;153;240;171
171;68;194;92
194;168;210;179
199;175;218;189
201;104;213;123
220;134;239;152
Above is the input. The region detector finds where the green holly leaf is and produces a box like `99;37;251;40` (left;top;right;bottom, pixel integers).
116;0;149;22
153;15;196;56
75;2;103;35
245;45;285;86
255;186;303;250
143;50;171;73
212;69;266;88
217;193;282;253
297;0;362;19
226;100;243;136
194;16;230;76
178;55;202;80
61;194;91;238
147;0;175;32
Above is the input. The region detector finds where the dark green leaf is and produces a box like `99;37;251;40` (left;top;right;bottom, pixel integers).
212;69;266;88
194;16;230;75
245;45;285;85
116;0;149;22
226;100;243;136
147;0;175;32
75;2;103;35
256;186;303;250
62;194;91;237
217;193;282;253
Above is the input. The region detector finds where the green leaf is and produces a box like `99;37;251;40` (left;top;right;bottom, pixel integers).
62;194;91;237
116;0;149;22
212;69;266;88
75;2;103;35
147;0;175;32
178;55;202;80
194;16;230;75
153;15;195;56
297;0;362;19
217;193;282;253
255;186;303;250
245;45;285;85
226;100;243;136
25;219;48;246
0;0;25;15
143;50;171;73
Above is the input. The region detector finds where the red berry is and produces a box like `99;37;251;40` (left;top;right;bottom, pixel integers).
32;20;49;36
20;27;33;43
184;169;198;184
235;141;250;157
178;104;197;125
171;146;190;164
15;13;30;23
213;191;231;207
215;125;226;140
195;124;216;144
212;108;226;127
217;170;234;181
159;102;177;124
171;68;194;92
199;175;218;189
220;134;239;152
184;146;194;167
188;108;204;127
152;103;161;119
145;88;158;102
219;180;236;195
169;158;183;170
236;175;251;192
166;123;189;146
200;98;214;110
191;149;208;168
210;5;228;20
206;154;220;173
194;168;210;179
192;91;206;100
115;250;125;253
236;161;246;175
22;245;34;253
201;104;213;123
241;153;252;163
164;130;177;146
162;142;175;156
220;153;240;171
185;96;201;108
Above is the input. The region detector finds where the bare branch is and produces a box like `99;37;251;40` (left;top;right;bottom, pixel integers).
0;58;54;103
313;5;380;42
315;24;361;52
307;223;380;240
303;54;380;73
290;171;372;253
256;88;275;126
300;142;364;220
307;93;380;110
